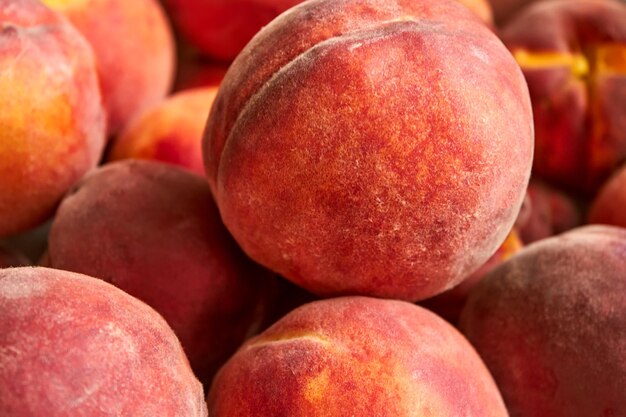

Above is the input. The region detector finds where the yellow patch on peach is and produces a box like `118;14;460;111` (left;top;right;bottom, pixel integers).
304;369;330;403
41;0;90;10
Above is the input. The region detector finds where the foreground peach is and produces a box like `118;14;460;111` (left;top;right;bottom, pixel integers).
0;0;106;237
0;244;29;268
204;0;533;301
48;160;272;385
502;0;626;195
588;164;626;227
421;229;523;324
209;297;508;417
109;88;218;175
460;226;626;416
518;179;581;243
42;0;175;135
0;267;207;416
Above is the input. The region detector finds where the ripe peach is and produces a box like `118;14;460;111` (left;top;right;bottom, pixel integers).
588;163;626;226
48;160;273;385
0;267;207;416
421;229;523;324
460;226;626;416
0;244;29;268
518;179;581;243
209;297;508;417
204;0;534;301
42;0;176;135
109;88;218;176
0;0;106;237
501;0;626;195
459;0;494;23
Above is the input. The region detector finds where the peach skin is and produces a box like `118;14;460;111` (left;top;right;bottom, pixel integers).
109;87;218;176
502;0;626;195
0;0;106;237
460;225;626;417
209;296;509;417
0;267;207;416
588;163;626;226
203;0;534;301
42;0;176;135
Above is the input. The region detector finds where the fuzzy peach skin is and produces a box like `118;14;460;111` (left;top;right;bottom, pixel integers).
203;0;534;301
502;0;626;195
421;229;522;324
0;244;29;268
460;226;626;417
108;87;218;176
518;179;581;244
588;163;626;226
42;0;175;135
209;296;508;417
0;267;207;416
48;160;273;386
0;0;106;237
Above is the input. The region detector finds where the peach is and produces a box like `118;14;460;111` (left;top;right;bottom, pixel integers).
501;0;626;195
0;244;29;268
0;267;207;416
588;163;626;226
421;229;523;324
0;0;106;237
518;179;581;243
48;160;272;386
459;0;494;23
204;0;534;301
108;88;217;176
460;226;626;416
209;297;508;417
488;0;541;24
42;0;176;135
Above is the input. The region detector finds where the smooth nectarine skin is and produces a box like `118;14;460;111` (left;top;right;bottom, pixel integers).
460;226;626;417
48;160;272;386
588;164;626;227
0;267;207;416
204;0;533;301
109;87;218;176
42;0;176;135
209;297;508;417
0;0;106;237
502;0;626;195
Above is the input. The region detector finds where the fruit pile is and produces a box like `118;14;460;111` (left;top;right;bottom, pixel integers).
0;0;625;415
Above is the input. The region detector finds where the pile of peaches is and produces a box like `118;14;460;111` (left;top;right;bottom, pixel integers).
1;0;625;415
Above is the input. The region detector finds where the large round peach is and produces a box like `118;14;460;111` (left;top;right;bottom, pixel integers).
204;0;534;301
48;160;272;385
502;0;626;195
460;226;626;416
588;163;626;226
0;0;106;237
0;267;207;416
109;88;218;176
209;297;508;417
42;0;176;135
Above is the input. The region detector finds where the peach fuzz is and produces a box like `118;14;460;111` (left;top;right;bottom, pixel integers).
48;160;273;386
0;267;207;416
588;163;626;226
421;229;523;324
0;0;106;237
501;0;626;195
518;179;581;244
460;226;626;416
42;0;175;135
204;0;534;301
109;87;218;176
209;297;508;417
